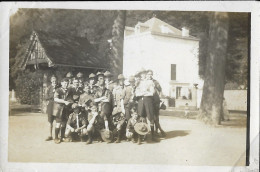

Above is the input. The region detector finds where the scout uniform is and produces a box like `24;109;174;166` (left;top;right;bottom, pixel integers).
126;107;147;145
66;72;74;88
86;105;108;144
111;74;128;143
123;76;136;120
53;79;72;144
53;87;71;124
67;85;83;103
135;69;159;142
88;73;97;95
104;71;116;92
45;83;58;123
76;72;84;91
65;104;88;142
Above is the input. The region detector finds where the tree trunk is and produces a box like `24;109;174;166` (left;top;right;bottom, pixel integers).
109;10;126;77
198;12;229;125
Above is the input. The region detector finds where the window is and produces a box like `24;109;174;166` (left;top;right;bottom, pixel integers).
171;64;176;80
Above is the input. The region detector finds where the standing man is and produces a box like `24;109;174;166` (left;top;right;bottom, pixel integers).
104;71;115;92
88;73;97;95
66;72;74;88
146;69;166;137
45;75;58;141
67;78;83;104
123;76;136;120
135;69;159;142
53;78;72;144
112;74;127;143
76;72;84;91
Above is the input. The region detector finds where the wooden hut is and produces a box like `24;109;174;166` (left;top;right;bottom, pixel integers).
20;30;108;112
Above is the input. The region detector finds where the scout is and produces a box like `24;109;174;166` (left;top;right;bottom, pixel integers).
76;72;84;91
123;75;136;120
135;68;159;142
94;72;113;119
146;69;166;137
85;105;111;144
45;75;58;141
126;105;149;145
65;103;88;142
66;72;74;88
67;78;83;104
78;83;94;112
111;74;127;143
88;73;97;95
53;78;72;144
104;71;115;92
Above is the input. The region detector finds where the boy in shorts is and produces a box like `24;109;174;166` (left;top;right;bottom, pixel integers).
65;103;88;142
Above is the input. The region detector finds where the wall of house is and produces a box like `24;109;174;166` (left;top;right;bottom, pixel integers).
123;32;203;98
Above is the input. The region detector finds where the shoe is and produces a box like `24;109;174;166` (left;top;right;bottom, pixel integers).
86;139;92;144
161;131;167;137
115;136;121;143
45;136;53;141
64;137;72;142
54;138;61;144
131;138;136;143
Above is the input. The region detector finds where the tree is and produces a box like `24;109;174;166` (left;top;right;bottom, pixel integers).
198;12;229;125
109;10;126;77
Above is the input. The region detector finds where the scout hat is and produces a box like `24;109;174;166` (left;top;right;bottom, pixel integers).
76;72;83;78
139;68;147;74
89;73;96;79
134;122;149;135
96;71;104;77
100;129;114;143
66;72;73;78
104;71;113;77
117;74;125;80
128;76;135;82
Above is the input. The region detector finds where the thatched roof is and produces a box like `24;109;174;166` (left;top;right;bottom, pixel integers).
24;30;107;69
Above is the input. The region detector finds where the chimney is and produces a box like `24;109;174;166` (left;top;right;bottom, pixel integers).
182;27;189;37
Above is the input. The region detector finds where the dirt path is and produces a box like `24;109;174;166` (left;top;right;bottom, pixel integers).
8;112;247;166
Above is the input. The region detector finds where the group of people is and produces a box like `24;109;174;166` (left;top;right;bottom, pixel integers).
45;68;166;145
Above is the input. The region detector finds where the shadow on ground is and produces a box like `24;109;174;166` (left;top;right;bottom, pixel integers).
164;130;191;139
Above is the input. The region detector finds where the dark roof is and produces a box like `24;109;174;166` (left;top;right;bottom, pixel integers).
32;30;107;69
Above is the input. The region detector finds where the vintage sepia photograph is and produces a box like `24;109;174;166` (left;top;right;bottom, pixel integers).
2;2;257;171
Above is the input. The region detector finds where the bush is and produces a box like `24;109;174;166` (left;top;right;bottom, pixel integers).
15;69;43;105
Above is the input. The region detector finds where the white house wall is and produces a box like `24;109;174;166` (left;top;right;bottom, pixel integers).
123;32;204;97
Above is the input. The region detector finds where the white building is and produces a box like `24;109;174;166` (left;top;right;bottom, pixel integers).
123;17;204;109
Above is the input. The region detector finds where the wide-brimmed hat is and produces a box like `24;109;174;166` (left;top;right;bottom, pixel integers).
89;73;96;79
77;72;83;78
128;76;135;82
117;74;125;80
134;122;149;135
66;72;73;78
139;68;147;74
100;129;114;143
96;71;104;76
104;71;113;77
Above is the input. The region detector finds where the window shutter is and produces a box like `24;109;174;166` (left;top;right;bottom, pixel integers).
171;64;176;80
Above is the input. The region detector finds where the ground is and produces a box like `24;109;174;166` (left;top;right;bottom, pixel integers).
8;109;247;166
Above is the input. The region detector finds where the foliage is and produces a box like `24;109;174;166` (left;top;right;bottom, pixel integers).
15;69;43;105
10;9;249;90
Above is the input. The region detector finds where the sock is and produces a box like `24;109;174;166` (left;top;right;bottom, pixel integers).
151;126;155;137
55;128;60;139
60;127;66;139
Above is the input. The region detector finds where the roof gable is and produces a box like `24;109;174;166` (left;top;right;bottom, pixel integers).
143;17;182;36
23;30;107;69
